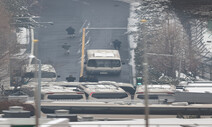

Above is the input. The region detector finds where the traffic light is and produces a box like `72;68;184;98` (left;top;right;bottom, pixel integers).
136;77;143;85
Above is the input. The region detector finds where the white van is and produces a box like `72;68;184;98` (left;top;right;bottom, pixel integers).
79;82;131;100
41;85;86;101
85;49;122;75
98;81;135;98
134;84;175;104
22;64;57;82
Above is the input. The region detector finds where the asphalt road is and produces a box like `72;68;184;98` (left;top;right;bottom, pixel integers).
36;0;131;83
40;101;212;115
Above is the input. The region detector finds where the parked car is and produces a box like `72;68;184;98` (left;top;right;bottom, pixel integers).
41;85;86;101
134;84;175;104
79;81;131;101
98;81;135;99
22;64;58;83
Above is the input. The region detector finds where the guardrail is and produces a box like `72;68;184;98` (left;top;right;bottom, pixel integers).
0;123;210;127
41;99;141;103
68;123;212;127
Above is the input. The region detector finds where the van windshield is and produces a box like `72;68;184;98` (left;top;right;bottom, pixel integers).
87;59;121;67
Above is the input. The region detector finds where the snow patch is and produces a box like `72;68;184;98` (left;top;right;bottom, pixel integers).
203;28;212;52
127;1;141;84
17;27;30;45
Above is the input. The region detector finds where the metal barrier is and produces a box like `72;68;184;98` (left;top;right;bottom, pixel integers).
0;123;211;127
68;123;212;127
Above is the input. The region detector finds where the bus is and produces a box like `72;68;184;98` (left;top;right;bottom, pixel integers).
85;50;122;75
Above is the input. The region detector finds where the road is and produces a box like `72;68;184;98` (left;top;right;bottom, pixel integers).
36;0;131;83
35;101;212;115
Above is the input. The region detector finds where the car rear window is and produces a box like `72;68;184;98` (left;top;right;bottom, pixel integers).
137;95;158;99
47;94;83;100
91;93;128;99
24;71;56;78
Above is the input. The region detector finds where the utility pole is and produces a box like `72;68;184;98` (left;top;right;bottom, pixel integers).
141;19;149;127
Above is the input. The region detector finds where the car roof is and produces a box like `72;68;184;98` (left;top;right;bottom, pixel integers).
23;64;56;73
87;49;120;60
136;84;175;93
98;81;134;88
41;85;81;93
22;81;131;93
80;83;126;93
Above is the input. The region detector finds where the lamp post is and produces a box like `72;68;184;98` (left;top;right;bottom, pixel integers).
29;55;41;126
141;19;149;127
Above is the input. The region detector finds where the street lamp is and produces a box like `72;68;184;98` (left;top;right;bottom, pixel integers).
140;19;149;127
28;55;41;125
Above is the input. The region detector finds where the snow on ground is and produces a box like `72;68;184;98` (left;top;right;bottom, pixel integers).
128;2;140;51
127;1;141;84
17;28;29;45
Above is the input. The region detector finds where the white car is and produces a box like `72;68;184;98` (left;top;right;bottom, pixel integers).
22;64;57;82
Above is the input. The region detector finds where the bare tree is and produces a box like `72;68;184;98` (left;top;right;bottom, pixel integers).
1;0;34;15
0;1;12;89
149;15;202;81
0;0;34;90
135;10;202;83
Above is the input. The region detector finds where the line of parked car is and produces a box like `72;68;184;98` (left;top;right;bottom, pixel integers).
18;63;175;104
21;81;176;104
